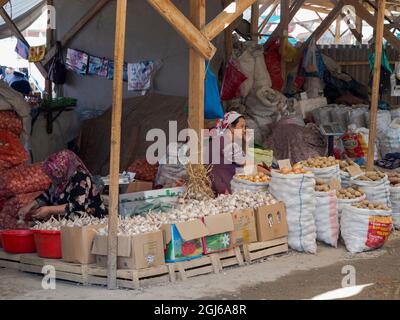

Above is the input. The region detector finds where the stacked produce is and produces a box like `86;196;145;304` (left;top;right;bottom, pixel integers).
338;159;358;188
183;163;214;201
388;172;400;229
0;111;52;229
278;163;311;174
341;200;392;253
127;159;159;182
32;213;107;231
301;156;341;184
231;172;270;192
315;180;330;192
336;187;364;200
350;170;391;207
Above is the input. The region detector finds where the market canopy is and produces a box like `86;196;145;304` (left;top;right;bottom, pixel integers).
0;0;45;39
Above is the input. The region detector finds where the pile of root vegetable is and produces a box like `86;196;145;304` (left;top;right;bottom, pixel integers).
352;200;390;211
355;171;386;181
302;156;340;168
336;187;364;199
31;214;107;231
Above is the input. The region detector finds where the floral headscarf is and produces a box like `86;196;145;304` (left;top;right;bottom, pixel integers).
215;111;243;136
42;150;91;198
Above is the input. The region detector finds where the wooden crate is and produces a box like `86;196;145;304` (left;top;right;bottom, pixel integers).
86;264;175;289
173;247;244;280
0;249;24;270
241;237;288;263
19;254;90;284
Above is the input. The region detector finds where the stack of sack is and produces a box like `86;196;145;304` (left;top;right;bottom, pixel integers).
0;111;51;229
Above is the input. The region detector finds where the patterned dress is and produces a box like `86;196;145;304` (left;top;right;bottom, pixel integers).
36;169;106;218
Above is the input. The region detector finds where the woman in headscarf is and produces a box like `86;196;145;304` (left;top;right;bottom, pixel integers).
208;111;250;195
18;150;106;221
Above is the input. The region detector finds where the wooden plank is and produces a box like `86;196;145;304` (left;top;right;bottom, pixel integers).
264;0;305;48
176;262;188;281
147;0;216;60
0;8;48;78
0;0;10;8
258;0;279;33
0;260;20;270
335;17;341;43
246;237;288;251
234;246;245;266
210;254;222;273
249;243;288;261
188;0;206;163
140;274;171;287
345;0;400;52
251;2;260;40
301;4;331;14
45;0;54;97
280;0;290;88
367;0;385;170
42;0;112;66
203;0;258;40
186;265;214;278
0;249;22;262
137;265;169;278
223;0;234;60
181;256;211;269
168;264;176;283
107;0;127;290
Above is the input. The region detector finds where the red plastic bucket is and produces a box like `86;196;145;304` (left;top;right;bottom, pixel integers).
2;230;36;254
33;230;62;259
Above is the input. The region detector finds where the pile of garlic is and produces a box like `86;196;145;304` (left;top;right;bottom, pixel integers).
32;213;107;231
97;216;160;236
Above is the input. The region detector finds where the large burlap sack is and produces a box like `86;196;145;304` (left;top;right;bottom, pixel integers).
341;205;392;253
269;171;317;253
237;50;255;97
350;175;391;207
303;164;341;185
314;191;339;247
389;186;400;229
378;118;400;157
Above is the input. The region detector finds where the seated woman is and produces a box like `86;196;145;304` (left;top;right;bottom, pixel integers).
19;150;106;221
208;111;251;195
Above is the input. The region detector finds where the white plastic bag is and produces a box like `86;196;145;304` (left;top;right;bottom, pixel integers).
237;50;255;97
378;118;400;157
365;110;391;133
348;107;368;128
331;106;350;129
337;194;366;219
314;191;339;247
340;170;351;188
254;47;272;89
231;176;269;193
303;164;341;185
350;175;391;207
269;171;317;253
389;186;400;229
341;205;392;253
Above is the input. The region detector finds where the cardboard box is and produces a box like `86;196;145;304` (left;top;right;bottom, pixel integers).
202;213;234;254
254;202;288;242
231;208;257;246
162;219;209;263
122;180;153;194
61;224;104;264
91;231;165;270
119;187;185;217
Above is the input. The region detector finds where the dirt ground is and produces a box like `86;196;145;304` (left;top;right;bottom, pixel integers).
0;233;399;300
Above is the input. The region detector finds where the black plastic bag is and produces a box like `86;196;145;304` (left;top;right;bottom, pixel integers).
48;41;66;85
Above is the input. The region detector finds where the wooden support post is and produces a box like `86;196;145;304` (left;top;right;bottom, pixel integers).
367;0;385;171
0;7;48;78
0;0;9;9
189;0;206;164
335;17;341;43
223;0;234;62
203;0;258;40
107;0;127;290
355;11;363;43
147;0;216;60
45;0;54;98
251;2;260;41
316;11;336;38
42;0;112;66
280;0;289;88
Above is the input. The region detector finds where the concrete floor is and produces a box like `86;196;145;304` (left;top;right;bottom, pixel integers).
0;233;399;300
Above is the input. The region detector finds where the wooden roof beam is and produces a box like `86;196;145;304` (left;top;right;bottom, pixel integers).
258;0;279;32
302;4;331;14
202;0;258;40
0;0;9;8
345;0;400;51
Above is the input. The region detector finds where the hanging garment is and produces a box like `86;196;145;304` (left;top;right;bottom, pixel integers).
15;39;29;60
88;56;109;77
127;60;162;92
28;45;46;62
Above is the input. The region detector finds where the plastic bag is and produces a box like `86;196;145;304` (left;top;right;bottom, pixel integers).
0;111;23;136
0;130;28;173
377;118;400;158
205;65;224;119
254;47;272;89
220;60;247;101
237;49;256;97
269;171;317;253
303;164;341;185
350;175;391;207
337;194;366;219
264;41;283;92
365;110;391;133
389;186;400;229
281;34;298;63
231;176;269;193
0;163;51;198
303;38;318;74
314;191;339;247
341;205;392;253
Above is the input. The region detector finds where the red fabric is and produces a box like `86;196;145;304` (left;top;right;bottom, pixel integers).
0;192;42;229
0;130;28;173
220;60;247;101
0;111;23;137
127;159;159;182
0;163;51;198
264;41;284;92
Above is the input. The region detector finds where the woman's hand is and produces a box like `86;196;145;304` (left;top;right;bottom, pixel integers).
31;206;52;220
